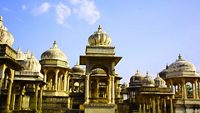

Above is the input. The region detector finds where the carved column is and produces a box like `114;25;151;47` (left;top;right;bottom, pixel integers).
164;98;167;113
152;98;156;113
43;69;48;90
64;71;67;91
55;69;59;90
85;74;90;104
6;77;13;111
58;75;61;91
17;85;24;110
170;97;173;113
157;97;160;113
195;79;199;99
34;83;39;111
108;76;111;104
139;104;142;113
11;86;16;110
192;82;196;99
111;76;115;104
38;85;43;111
143;103;146;113
66;75;70;94
198;81;200;98
96;79;99;98
182;80;187;99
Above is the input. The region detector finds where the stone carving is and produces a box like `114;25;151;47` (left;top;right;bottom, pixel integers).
17;49;41;72
0;16;14;47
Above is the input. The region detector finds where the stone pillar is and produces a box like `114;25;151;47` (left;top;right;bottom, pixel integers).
67;97;70;109
5;78;13;111
192;82;196;99
66;75;70;94
164;98;167;113
96;79;99;98
195;80;199;99
182;80;187;99
157;97;160;113
0;65;6;90
64;72;67;91
111;76;115;104
170;81;174;92
139;104;142;113
170;97;173;113
34;84;39;111
198;81;200;99
11;87;16;110
58;75;61;91
55;69;59;91
85;74;90;104
17;85;24;110
152;98;156;113
177;84;180;96
43;69;48;90
38;85;43;111
108;76;112;104
143;103;146;113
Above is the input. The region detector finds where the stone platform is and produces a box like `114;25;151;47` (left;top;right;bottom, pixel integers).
84;103;116;113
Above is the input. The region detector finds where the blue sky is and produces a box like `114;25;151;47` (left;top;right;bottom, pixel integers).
1;0;200;83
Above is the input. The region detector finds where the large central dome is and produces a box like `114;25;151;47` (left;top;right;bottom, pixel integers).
167;54;197;73
88;25;111;46
41;41;68;62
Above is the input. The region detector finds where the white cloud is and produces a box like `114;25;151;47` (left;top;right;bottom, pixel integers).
70;0;100;24
69;0;81;5
22;5;27;10
55;2;71;25
2;7;9;12
33;2;51;15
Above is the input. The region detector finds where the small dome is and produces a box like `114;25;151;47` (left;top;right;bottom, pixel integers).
154;74;166;88
41;41;68;62
88;25;111;46
91;68;106;76
130;70;144;83
18;50;41;72
142;72;155;87
0;16;14;47
71;63;84;74
167;54;197;73
121;82;128;89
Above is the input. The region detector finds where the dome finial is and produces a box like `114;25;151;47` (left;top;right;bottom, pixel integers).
0;16;4;29
146;71;149;76
98;25;102;32
0;16;3;22
178;53;183;60
53;40;58;48
136;69;139;73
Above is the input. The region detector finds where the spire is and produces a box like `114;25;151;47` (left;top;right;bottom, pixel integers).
75;61;79;66
0;16;3;29
166;64;169;69
0;16;3;22
136;69;139;73
178;53;183;61
146;71;149;76
53;40;58;48
98;25;102;32
17;47;21;52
